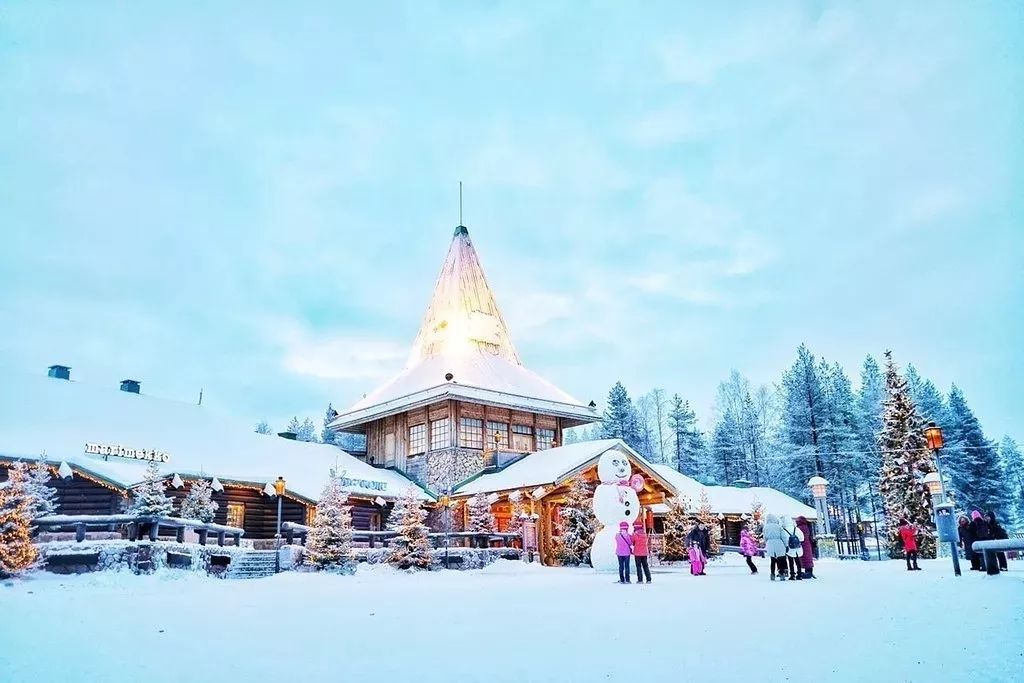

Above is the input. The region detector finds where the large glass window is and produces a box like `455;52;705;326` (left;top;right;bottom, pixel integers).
511;424;533;452
430;418;450;451
459;418;484;449
536;428;555;451
487;421;509;450
409;424;427;454
226;502;245;529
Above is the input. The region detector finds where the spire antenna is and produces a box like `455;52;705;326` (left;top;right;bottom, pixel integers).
459;181;463;226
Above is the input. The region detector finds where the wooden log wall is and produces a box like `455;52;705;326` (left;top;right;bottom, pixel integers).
165;483;307;540
0;465;126;516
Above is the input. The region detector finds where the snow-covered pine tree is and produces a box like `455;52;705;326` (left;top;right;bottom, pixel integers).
255;420;273;434
601;382;642;452
467;494;496;534
856;354;887;478
0;465;39;576
286;416;302;437
10;457;59;520
999;437;1024;530
128;461;174;517
661;495;690;560
505;491;525;537
386;487;433;570
877;352;936;559
321;403;339;445
780;344;828;498
179;479;218;522
695;490;721;555
944;385;1007;515
667;395;701;476
554;474;596;566
306;475;355;572
905;366;948;427
749;498;765;546
817;360;862;529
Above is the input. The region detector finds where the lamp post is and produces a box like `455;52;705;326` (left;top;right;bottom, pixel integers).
807;476;831;535
439;490;452;569
274;476;286;539
923;423;960;576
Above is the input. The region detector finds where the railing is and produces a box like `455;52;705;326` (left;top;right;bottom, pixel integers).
34;514;245;547
279;522;520;550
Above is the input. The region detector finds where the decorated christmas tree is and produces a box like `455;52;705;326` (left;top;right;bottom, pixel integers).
306;474;355;572
179;479;218;523
10;457;59;520
748;498;765;546
467;494;496;534
661;495;691;561
128;461;174;517
0;465;39;577
554;474;596;566
878;351;936;559
505;490;525;538
696;490;721;555
387;487;433;570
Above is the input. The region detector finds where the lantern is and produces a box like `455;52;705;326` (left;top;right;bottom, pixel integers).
924;422;944;451
923;471;943;497
807;476;829;499
273;476;287;496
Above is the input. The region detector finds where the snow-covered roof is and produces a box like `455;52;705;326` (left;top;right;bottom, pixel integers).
453;439;677;497
0;370;431;503
650;464;816;520
331;226;598;430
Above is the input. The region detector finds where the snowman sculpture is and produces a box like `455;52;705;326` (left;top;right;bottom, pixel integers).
590;450;645;572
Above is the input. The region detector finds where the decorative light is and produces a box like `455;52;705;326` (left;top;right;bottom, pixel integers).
807;476;829;498
924;422;944;451
274;476;287;496
923;471;943;497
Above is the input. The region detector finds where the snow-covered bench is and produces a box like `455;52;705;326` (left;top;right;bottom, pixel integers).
35;514;244;547
971;539;1024;576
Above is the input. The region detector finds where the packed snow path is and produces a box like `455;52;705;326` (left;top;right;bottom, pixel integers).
2;557;1022;683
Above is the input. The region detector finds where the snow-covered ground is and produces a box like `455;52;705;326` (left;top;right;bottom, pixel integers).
2;556;1023;683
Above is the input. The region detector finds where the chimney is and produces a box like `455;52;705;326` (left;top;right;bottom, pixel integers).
277;431;297;441
48;365;71;380
120;379;141;394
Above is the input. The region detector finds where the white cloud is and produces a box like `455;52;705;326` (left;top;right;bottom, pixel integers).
274;322;407;381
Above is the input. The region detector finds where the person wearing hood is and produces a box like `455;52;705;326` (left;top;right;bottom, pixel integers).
615;521;634;584
739;526;759;575
762;513;789;581
959;515;980;571
782;516;805;580
986;511;1008;572
899;519;921;571
970;510;992;571
796;516;816;578
631;520;652;583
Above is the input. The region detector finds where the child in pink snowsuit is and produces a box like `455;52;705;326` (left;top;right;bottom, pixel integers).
688;541;706;576
615;521;634;583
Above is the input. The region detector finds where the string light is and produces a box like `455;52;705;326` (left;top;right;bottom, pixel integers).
0;467;39;575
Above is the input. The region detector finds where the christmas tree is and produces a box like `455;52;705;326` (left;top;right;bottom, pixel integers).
505;490;525;538
128;461;174;517
748;498;765;546
179;479;218;523
877;352;936;559
661;495;691;561
306;475;355;572
467;494;496;534
387;487;433;570
0;465;39;577
696;490;721;555
10;457;58;520
554;474;596;566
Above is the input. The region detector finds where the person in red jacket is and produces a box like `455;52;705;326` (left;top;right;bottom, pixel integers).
899;519;921;571
631;520;652;584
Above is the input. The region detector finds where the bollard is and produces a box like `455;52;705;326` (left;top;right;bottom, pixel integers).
75;523;86;543
985;549;1000;575
198;529;208;546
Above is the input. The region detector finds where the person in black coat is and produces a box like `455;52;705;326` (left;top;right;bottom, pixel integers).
959;516;980;571
986;511;1009;571
970;511;992;571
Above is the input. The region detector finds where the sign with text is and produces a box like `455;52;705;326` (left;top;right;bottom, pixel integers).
85;442;170;463
339;476;387;492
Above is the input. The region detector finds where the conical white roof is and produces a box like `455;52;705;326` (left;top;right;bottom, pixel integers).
332;226;597;430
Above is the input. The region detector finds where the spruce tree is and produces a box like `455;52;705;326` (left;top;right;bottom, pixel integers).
667;395;702;476
877;352;936;559
255;421;273;434
11;457;59;520
662;495;690;561
505;491;525;538
781;344;827;494
306;475;355;572
467;494;496;534
129;461;175;517
999;437;1024;530
601;382;642;451
1;465;39;576
856;354;887;478
179;479;219;523
695;490;720;555
945;386;1006;515
386;487;433;570
749;499;765;546
555;474;596;566
321;403;339;445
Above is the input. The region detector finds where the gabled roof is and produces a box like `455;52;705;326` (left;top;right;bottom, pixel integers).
453;439;677;497
0;370;432;503
331;226;597;431
650;464;816;520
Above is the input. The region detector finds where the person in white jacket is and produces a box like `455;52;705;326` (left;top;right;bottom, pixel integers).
782;517;805;581
762;514;790;581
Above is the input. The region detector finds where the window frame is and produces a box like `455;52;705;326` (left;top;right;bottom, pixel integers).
409;423;427;455
459;417;484;449
486;421;509;450
226;502;245;529
429;417;450;451
536;427;555;450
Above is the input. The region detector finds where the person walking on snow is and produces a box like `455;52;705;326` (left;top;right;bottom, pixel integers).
959;515;980;571
686;523;709;575
688;539;707;576
782;517;805;580
762;514;789;581
740;526;759;574
631;520;652;583
615;521;634;584
986;511;1009;572
796;516;816;579
899;518;921;571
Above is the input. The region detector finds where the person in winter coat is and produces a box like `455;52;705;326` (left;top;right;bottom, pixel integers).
959;516;980;571
739;527;759;574
762;514;789;581
615;521;633;583
688;539;707;576
782;517;805;581
796;516;816;578
899;519;921;571
986;511;1008;571
631;520;652;583
970;511;992;571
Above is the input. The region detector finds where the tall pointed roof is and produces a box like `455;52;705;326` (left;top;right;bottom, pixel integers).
331;225;598;431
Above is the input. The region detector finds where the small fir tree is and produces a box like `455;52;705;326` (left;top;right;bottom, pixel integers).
749;498;765;546
554;474;596;566
387;487;433;570
128;461;175;517
505;490;525;538
877;352;936;559
662;495;691;561
321;403;339;445
306;475;355;572
255;420;273;434
10;457;59;520
179;479;219;522
0;466;39;577
696;490;721;555
467;494;496;534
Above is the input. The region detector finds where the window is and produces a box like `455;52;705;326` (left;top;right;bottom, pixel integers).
511;424;533;452
226;502;245;529
430;418;450;451
459;417;484;449
409;424;427;454
537;428;555;451
487;421;509;450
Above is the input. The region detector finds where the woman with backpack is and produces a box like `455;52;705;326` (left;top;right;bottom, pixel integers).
762;514;789;581
782;516;804;580
796;516;816;579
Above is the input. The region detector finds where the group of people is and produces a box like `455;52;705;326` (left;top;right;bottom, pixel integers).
959;510;1010;572
758;514;816;581
614;520;652;584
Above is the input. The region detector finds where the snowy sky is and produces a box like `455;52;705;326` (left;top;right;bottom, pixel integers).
1;2;1021;441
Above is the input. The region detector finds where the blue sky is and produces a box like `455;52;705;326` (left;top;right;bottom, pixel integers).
1;2;1021;440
